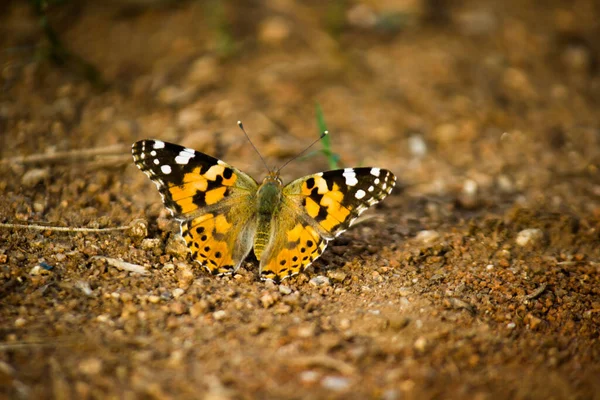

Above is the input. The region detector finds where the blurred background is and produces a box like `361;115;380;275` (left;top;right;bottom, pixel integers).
1;1;600;399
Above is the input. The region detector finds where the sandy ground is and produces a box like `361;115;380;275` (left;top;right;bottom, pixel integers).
1;0;599;398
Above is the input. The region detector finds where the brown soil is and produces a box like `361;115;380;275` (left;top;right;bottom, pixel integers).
1;1;599;399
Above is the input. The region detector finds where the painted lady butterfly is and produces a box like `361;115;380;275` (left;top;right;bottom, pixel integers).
132;125;395;282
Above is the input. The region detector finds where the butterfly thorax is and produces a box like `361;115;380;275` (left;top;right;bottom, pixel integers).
254;171;284;260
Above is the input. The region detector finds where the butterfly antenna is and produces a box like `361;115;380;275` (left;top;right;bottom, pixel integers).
238;121;270;171
278;130;328;172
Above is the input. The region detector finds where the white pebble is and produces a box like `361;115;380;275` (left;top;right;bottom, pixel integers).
309;276;331;287
515;229;544;247
415;230;440;245
321;376;351;391
408;134;427;157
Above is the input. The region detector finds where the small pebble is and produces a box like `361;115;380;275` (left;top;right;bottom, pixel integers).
321;376;351;391
260;292;278;308
14;318;26;328
507;322;516;329
299;370;320;384
327;270;347;283
147;295;161;304
515;228;544;247
172;288;185;299
414;336;428;352
278;285;292;295
415;230;440;245
127;219;148;239
213;310;227;320
141;238;161;251
79;358;103;375
309;276;331;287
21;168;49;187
258;17;291;45
165;237;188;258
408;134;427;157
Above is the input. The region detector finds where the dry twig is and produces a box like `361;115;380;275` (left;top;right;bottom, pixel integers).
0;144;128;165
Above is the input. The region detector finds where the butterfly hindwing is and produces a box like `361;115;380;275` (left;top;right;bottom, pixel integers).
258;208;328;281
181;208;256;275
132;139;259;275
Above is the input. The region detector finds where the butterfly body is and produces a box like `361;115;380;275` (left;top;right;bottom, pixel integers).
132;138;395;282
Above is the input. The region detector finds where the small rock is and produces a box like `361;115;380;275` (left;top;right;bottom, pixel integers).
278;285;292;295
258;17;291;45
213;310;227;320
507;322;516;329
415;230;440;245
459;179;479;208
176;263;195;288
127;219;148;240
14;318;26;328
309;276;331;287
414;336;428;352
408;134;427;157
141;238;161;251
515;228;544;247
147;295;161;304
388;316;410;331
299;370;320;383
172;288;185;299
166;236;188;258
21;168;49;187
78;358;102;375
260;292;279;308
321;376;351;391
29;264;51;276
497;174;514;193
327;270;347;283
529;315;542;330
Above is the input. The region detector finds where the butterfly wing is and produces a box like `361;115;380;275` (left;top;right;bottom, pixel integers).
259;167;396;281
132;139;258;274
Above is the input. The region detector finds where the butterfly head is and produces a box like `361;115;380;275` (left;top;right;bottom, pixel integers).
257;171;283;214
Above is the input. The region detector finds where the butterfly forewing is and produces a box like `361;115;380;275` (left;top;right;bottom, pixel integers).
284;167;396;238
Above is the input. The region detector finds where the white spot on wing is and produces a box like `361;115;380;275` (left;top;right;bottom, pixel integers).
368;186;374;192
153;159;160;165
161;165;172;174
370;168;380;177
175;155;190;165
153;141;165;149
150;150;157;156
355;189;366;199
343;168;358;186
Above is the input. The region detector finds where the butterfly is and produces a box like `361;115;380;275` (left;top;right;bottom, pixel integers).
132;124;396;282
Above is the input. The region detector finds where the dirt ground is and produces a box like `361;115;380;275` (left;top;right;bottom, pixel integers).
1;0;600;398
